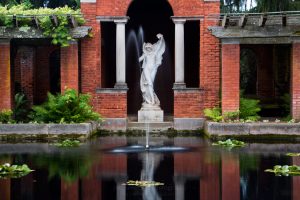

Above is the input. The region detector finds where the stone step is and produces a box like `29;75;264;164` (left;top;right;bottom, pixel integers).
127;122;174;131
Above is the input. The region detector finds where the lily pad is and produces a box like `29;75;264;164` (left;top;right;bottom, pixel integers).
265;165;300;176
0;163;34;179
286;153;300;157
212;139;245;148
123;180;164;187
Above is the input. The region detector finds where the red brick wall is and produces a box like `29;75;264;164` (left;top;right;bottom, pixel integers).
60;42;79;92
93;92;127;118
0;42;12;110
291;43;300;120
19;47;35;106
174;90;204;118
222;43;240;113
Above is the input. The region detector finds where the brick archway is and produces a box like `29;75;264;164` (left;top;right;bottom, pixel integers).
126;0;174;116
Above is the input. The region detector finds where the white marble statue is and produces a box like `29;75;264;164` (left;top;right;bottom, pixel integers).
139;33;165;106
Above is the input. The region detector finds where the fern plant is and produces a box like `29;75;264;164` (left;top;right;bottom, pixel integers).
0;109;14;123
240;97;261;121
13;93;30;123
30;89;101;123
204;107;223;122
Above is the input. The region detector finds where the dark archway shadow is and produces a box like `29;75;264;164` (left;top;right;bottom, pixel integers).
126;0;175;118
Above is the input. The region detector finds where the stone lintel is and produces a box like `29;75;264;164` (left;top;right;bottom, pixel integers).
96;87;128;94
222;37;300;44
80;0;96;2
171;16;204;22
96;16;129;22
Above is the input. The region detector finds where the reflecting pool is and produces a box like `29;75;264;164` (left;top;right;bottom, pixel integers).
0;136;300;200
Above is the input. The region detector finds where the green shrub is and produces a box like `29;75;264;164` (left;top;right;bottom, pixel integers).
13;93;30;123
240;97;261;121
0;109;14;123
204;107;223;122
223;110;240;121
280;93;290;116
31;89;101;123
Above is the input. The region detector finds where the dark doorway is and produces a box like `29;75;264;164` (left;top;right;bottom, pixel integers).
49;49;61;95
126;0;174;117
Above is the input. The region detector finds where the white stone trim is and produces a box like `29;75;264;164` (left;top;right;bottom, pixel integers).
80;0;96;3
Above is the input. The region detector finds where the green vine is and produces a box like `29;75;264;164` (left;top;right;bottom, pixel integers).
0;4;85;46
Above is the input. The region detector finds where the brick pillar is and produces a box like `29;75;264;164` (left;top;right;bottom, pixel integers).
0;40;12;110
60;41;79;92
222;43;240;113
291;43;300;120
19;46;35;106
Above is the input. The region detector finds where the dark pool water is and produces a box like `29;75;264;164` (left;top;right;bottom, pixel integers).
0;136;300;200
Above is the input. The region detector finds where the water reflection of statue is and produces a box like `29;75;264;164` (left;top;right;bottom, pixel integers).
139;33;165;106
140;153;162;200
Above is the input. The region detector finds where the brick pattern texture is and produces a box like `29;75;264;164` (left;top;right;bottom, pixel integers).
60;42;79;92
0;42;12;110
222;44;240;113
93;92;127;118
174;90;204;117
292;43;300;119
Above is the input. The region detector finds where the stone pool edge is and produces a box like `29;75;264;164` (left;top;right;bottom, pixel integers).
0;121;100;140
205;121;300;138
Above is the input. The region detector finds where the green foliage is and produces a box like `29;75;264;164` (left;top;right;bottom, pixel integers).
54;139;81;147
13;93;30;122
204;107;223;122
0;4;85;46
34;153;93;183
31;89;101;123
212;139;245;147
0;163;33;178
265;165;300;176
0;109;14;123
223;110;240;121
239;97;261;121
280;93;290;117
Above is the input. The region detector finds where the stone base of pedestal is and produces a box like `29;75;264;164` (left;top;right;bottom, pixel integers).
138;105;164;122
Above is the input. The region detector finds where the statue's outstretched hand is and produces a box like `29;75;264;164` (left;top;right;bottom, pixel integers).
156;33;163;39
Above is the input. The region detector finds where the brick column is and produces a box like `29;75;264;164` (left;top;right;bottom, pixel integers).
0;40;12;110
291;43;300;120
19;46;35;106
60;41;79;92
222;43;240;114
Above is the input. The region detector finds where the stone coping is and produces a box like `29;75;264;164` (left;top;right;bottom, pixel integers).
0;121;99;138
205;121;300;136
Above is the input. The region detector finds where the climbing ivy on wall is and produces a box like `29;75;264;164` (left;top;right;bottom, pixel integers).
0;4;85;46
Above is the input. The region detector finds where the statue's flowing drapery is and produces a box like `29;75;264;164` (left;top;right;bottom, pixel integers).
139;34;166;106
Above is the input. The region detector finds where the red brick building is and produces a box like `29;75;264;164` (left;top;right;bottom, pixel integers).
1;0;300;130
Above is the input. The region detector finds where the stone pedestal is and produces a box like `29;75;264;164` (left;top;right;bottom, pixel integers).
138;105;164;122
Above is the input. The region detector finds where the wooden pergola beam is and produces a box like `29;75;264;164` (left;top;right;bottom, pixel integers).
222;15;229;28
282;13;287;26
258;14;267;27
13;15;18;27
50;15;58;27
67;15;78;28
239;14;248;28
31;16;39;29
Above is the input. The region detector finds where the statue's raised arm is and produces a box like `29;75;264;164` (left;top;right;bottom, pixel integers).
153;33;165;67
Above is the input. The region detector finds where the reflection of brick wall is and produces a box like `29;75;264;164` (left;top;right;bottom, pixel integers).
292;43;300;119
0;42;12;109
222;44;240;113
174;90;204;117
